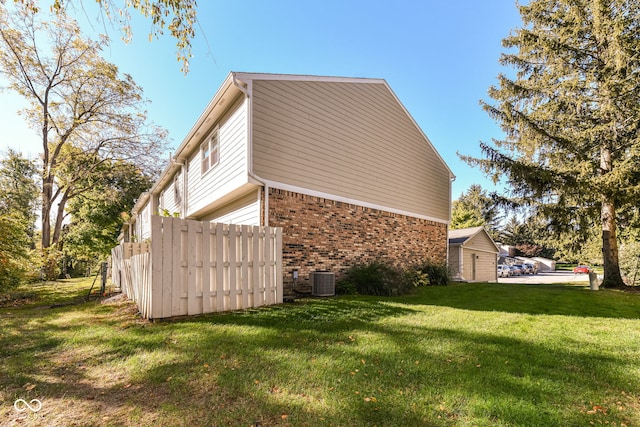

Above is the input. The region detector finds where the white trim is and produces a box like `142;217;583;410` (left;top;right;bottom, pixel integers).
232;71;387;85
200;126;220;176
264;179;449;225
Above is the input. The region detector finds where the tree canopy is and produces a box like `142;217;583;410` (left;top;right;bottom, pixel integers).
9;0;198;72
462;0;640;288
0;150;38;289
0;6;167;276
450;184;503;239
63;159;153;263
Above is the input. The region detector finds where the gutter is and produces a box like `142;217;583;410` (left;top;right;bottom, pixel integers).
232;72;270;227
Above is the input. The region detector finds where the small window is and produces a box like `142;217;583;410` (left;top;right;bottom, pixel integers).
201;128;219;174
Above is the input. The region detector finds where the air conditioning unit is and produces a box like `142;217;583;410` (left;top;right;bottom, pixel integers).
310;271;335;297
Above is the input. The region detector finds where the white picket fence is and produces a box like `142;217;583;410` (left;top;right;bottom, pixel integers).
111;216;283;319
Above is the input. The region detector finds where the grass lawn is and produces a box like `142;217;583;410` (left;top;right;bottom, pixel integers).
1;279;639;426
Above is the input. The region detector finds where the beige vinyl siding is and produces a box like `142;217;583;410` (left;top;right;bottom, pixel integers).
467;233;499;253
251;79;451;221
187;98;249;216
460;248;497;282
199;190;261;226
135;201;152;241
161;172;182;216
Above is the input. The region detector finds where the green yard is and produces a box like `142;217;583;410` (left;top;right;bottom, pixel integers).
1;279;639;426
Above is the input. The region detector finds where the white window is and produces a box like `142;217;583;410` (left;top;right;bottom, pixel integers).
201;128;219;174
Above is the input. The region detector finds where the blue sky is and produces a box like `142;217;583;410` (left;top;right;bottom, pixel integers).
0;1;522;198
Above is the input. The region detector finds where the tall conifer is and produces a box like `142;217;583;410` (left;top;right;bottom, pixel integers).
464;0;640;288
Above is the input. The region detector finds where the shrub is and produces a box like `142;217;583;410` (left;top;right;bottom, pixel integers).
335;280;357;295
341;261;401;296
415;261;449;286
339;260;450;296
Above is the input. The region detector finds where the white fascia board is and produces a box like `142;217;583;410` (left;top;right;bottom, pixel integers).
231;71;387;85
172;72;237;161
132;73;239;216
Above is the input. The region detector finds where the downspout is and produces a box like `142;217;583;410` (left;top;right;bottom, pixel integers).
233;72;270;226
448;175;456;279
170;157;186;217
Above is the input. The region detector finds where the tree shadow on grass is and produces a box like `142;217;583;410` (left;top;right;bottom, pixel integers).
2;291;638;426
126;300;639;426
185;296;419;332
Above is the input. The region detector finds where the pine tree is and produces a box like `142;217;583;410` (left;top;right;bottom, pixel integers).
463;0;640;288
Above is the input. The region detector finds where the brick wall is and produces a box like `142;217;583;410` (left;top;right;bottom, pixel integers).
267;188;448;295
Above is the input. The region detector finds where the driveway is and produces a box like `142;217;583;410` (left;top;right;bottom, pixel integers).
498;271;592;284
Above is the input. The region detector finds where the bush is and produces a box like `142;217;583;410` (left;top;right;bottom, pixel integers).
415;261;449;286
340;260;449;296
340;261;401;296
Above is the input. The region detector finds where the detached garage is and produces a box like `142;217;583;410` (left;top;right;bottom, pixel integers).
448;226;499;282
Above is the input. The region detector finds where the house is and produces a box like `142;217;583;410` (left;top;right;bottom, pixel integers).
448;226;499;282
124;72;454;294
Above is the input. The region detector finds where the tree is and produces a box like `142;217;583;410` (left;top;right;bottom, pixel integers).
463;0;640;288
0;7;167;264
0;214;30;290
0;149;38;289
9;0;198;72
0;149;39;245
450;184;503;239
63;159;153;265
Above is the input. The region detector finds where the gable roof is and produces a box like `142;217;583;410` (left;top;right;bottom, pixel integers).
448;226;485;244
448;226;499;253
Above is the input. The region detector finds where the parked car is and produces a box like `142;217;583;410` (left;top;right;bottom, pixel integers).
498;265;511;277
573;265;591;274
514;264;528;275
509;265;523;276
523;263;538;274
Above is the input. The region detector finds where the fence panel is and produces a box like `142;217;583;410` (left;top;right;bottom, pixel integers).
111;242;150;297
113;216;283;319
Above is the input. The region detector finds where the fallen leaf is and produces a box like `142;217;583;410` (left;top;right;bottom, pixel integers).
281;414;288;420
24;383;36;391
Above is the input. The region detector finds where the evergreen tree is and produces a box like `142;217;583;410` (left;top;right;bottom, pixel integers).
450;184;503;239
462;0;640;288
